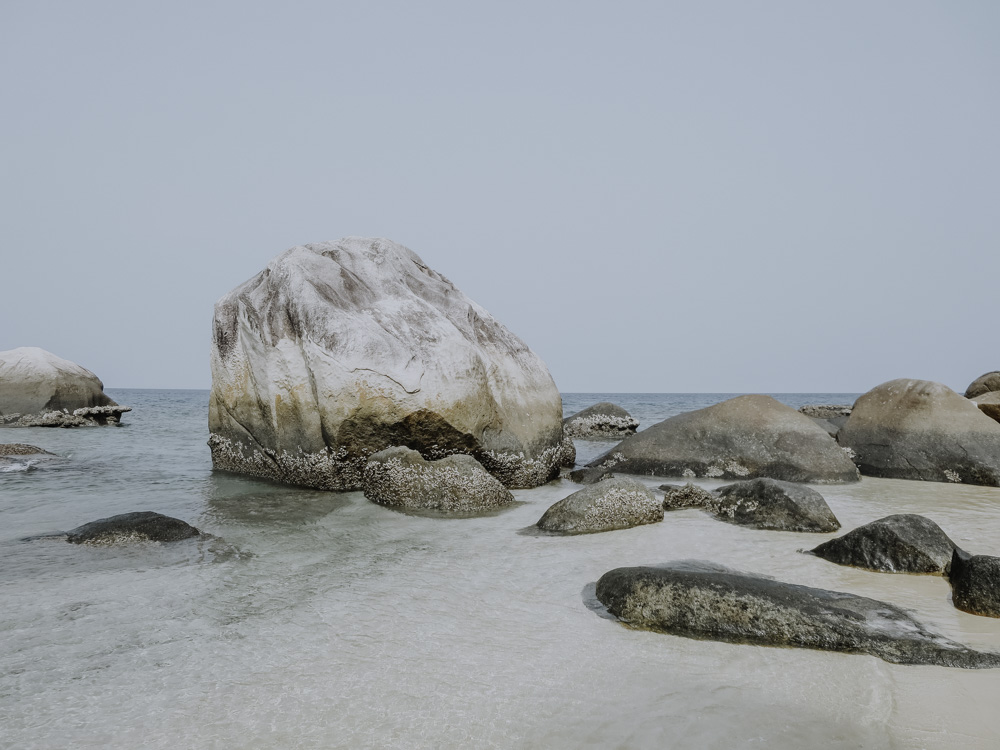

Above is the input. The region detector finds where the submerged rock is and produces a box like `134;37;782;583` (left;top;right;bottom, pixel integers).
949;550;1000;618
966;372;1000;399
661;482;716;511
581;395;859;484
713;478;840;532
66;512;201;544
970;392;1000;424
838;379;1000;485
563;402;640;439
0;443;52;456
595;561;1000;668
0;347;129;427
362;446;514;513
810;514;959;574
536;477;662;534
209;237;565;491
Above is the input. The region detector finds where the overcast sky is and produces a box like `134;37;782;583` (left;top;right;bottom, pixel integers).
2;1;998;393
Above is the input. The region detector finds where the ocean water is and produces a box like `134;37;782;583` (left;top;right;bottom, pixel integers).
3;390;1000;749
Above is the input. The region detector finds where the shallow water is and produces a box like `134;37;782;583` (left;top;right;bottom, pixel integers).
3;390;1000;749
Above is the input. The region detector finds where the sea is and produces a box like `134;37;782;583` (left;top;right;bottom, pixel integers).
3;390;1000;749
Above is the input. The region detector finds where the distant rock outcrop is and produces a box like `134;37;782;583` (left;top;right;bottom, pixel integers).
536;477;662;534
362;446;514;513
810;514;959;574
0;347;128;427
576;395;859;484
838;379;1000;485
595;561;1000;668
563;402;639;439
209;238;565;491
66;512;201;544
966;372;1000;399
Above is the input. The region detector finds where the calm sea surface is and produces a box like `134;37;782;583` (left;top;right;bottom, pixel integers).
3;390;1000;749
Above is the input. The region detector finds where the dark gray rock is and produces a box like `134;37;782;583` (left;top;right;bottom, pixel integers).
966;372;1000;399
970;391;1000;424
713;478;840;532
536;477;662;534
810;514;959;574
661;482;716;511
362;446;514;512
595;561;1000;668
950;549;1000;618
810;417;840;438
838;379;1000;485
581;395;860;485
66;512;201;544
563;402;639;439
799;405;852;419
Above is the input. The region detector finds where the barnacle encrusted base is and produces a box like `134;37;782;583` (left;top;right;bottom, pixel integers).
564;414;640;439
362;447;514;512
208;433;564;491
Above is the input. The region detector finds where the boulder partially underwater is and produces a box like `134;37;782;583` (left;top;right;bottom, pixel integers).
0;347;130;427
573;395;859;485
209;237;565;490
595;561;1000;668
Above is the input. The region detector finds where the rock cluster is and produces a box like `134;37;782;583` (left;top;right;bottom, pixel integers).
0;347;128;427
970;391;1000;424
563;402;639;439
575;395;859;485
209;237;565;491
966;372;1000;399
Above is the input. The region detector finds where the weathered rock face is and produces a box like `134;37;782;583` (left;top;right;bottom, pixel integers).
713;478;840;532
362;446;514;513
950;550;1000;618
0;347;126;426
838;379;1000;485
966;372;1000;399
661;482;716;511
970;391;1000;424
563;402;639;439
580;395;859;484
536;477;662;534
810;514;959;574
66;512;201;544
209;237;565;491
595;561;1000;668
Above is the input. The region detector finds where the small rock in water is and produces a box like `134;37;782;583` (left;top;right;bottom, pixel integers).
563;402;640;439
363;446;514;513
661;482;716;511
66;512;201;544
0;444;53;456
950;549;1000;618
595;561;1000;668
810;514;959;574
712;478;840;533
537;477;662;534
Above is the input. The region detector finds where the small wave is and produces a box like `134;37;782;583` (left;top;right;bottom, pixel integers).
1;460;37;473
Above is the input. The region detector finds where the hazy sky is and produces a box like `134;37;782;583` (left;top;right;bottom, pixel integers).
2;1;998;393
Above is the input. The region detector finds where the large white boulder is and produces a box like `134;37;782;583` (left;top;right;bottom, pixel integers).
0;347;122;425
209;237;565;490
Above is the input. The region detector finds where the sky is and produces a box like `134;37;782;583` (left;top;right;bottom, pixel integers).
2;1;998;393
